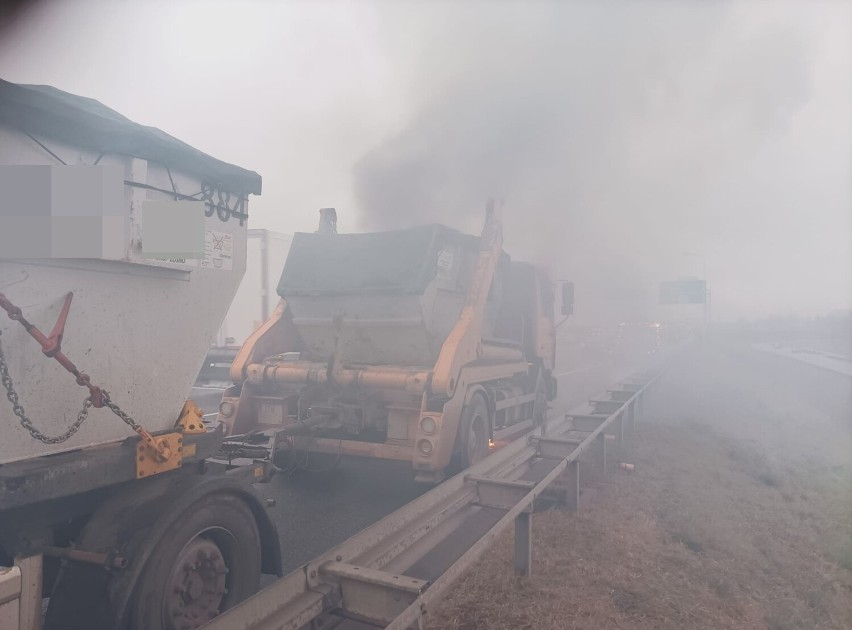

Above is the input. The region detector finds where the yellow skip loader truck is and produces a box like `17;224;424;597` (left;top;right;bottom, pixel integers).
219;203;573;483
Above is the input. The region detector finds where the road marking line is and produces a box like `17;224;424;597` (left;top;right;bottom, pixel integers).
554;362;609;378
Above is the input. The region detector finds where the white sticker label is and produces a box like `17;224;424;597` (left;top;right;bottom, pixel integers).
437;248;454;271
153;257;198;266
202;230;233;270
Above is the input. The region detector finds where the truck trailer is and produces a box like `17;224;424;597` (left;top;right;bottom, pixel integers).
0;80;281;629
219;204;566;483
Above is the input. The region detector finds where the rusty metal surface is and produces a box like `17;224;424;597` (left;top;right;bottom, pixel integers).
135;432;183;479
248;360;431;394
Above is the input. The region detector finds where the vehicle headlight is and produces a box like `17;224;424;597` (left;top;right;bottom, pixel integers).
219;401;235;418
420;416;437;435
417;439;433;456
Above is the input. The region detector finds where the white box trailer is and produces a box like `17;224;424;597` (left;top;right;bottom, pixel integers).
0;91;253;465
0;79;281;630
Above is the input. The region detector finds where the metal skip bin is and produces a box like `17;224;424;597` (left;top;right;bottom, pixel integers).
0;80;259;465
276;224;507;367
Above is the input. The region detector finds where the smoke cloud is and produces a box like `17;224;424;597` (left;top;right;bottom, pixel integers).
0;0;848;322
354;1;851;323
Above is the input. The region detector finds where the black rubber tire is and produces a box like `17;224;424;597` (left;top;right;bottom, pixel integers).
127;492;261;630
458;393;490;469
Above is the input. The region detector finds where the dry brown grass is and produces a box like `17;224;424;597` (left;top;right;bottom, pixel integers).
425;348;852;630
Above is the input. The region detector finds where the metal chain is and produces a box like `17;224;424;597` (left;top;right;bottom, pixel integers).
101;392;144;434
0;330;140;444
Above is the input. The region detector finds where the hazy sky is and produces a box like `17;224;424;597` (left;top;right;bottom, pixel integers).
1;0;850;323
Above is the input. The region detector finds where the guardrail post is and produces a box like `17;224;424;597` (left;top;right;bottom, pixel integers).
615;411;624;446
513;512;532;576
596;432;607;476
627;401;636;435
637;392;644;420
564;460;580;512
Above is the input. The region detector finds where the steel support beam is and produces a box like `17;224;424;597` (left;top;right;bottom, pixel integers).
468;475;536;511
564;460;580;513
570;414;606;432
618;382;643;392
530;436;584;460
321;562;428;626
614;413;624;446
513;512;532;576
628;401;636;435
590;399;623;415
596;432;607;476
607;389;634;402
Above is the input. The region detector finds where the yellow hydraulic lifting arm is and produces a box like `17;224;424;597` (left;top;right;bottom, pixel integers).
431;200;504;398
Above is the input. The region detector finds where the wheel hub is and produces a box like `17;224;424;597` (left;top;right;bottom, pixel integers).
164;537;229;630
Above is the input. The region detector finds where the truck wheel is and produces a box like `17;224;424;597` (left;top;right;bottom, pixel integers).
459;393;490;469
128;492;261;630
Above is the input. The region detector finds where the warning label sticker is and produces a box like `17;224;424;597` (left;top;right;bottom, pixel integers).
202;230;233;270
437;248;454;271
152;256;198;267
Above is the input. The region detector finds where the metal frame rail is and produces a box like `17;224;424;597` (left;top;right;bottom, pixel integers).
206;368;662;630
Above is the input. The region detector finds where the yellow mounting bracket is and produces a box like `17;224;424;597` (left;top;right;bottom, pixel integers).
136;433;183;479
177;400;207;434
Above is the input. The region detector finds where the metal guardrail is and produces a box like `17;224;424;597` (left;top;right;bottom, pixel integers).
206;367;663;630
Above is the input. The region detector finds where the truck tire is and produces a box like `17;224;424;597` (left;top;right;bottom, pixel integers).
128;492;261;630
45;475;280;630
459;393;490;469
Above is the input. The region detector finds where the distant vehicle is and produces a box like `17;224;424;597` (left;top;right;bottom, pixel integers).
616;322;663;355
195;345;241;388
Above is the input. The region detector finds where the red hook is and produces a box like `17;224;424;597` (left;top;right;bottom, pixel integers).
42;292;73;357
0;291;106;407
